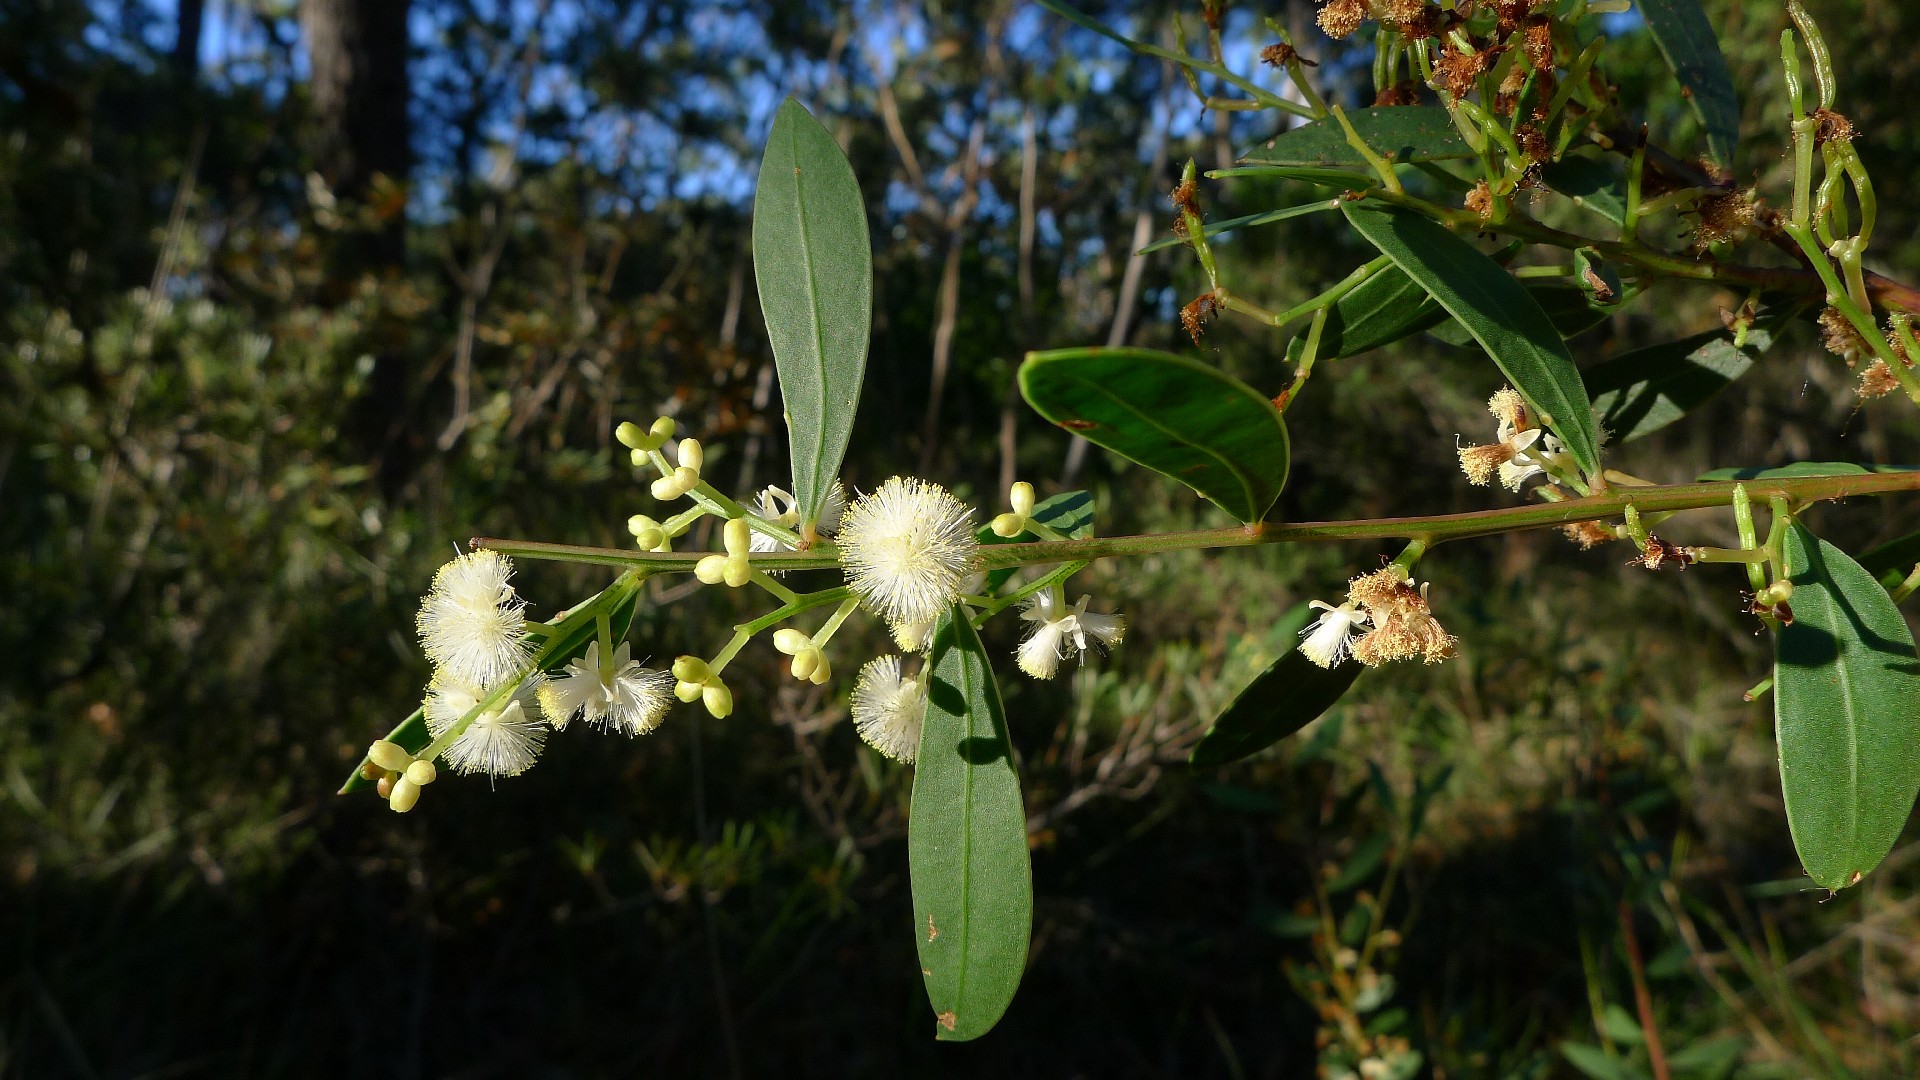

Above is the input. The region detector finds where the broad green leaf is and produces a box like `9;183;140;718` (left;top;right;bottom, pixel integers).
1426;283;1617;347
1541;156;1627;226
1588;323;1773;443
910;607;1032;1041
1190;604;1363;766
978;489;1093;592
1774;523;1920;892
752;98;872;528
1639;0;1741;165
1859;530;1920;590
1560;1043;1649;1080
1021;347;1290;523
340;575;643;793
1137;199;1341;255
1239;106;1473;168
1284;265;1447;364
1342;202;1602;477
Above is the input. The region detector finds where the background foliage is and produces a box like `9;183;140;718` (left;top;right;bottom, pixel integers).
5;0;1920;1075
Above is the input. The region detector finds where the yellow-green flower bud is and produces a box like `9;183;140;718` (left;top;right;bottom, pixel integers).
989;512;1026;538
695;554;730;584
389;777;421;813
772;628;811;654
672;655;710;683
368;739;412;773
702;680;733;718
405;760;437;786
677;438;703;474
1009;481;1035;518
723;517;750;556
615;420;646;449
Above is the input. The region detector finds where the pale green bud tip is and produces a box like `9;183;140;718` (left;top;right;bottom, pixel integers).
723;560;751;588
1009;481;1035;517
772;628;811;654
650;417;676;441
674;681;704;703
989;513;1026;538
615;421;645;449
677;438;703;473
702;682;733;718
672;655;710;682
405;759;437;786
695;554;729;584
723;517;750;553
388;777;421;813
368;739;412;773
630;448;650;468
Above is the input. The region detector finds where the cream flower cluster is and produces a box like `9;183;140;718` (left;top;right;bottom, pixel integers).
838;477;980;631
1456;388;1567;492
1299;567;1457;670
1016;589;1126;680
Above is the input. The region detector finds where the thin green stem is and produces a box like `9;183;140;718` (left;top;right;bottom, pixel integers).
480;471;1920;579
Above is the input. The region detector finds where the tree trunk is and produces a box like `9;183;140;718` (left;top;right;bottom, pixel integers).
172;0;204;79
300;0;412;266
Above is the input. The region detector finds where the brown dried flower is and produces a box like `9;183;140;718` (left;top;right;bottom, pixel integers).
1524;17;1554;70
1435;41;1495;98
1813;107;1855;144
1629;534;1695;571
1346;569;1457;666
1464;180;1495;221
1859;359;1901;399
1316;0;1365;40
1561;520;1616;550
1819;307;1868;366
1180;292;1220;345
1691;188;1759;251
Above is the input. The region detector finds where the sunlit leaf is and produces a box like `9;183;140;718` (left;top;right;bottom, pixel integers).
1021;347;1290;524
1239;106;1473;168
1284;265;1447;363
1342;202;1602;477
1774;523;1920;891
1699;462;1870;481
1190;604;1362;766
910;607;1032;1041
1639;0;1741;165
753;97;873;529
1426;284;1617;347
1587;323;1774;443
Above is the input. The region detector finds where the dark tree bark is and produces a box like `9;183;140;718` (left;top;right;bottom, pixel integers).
299;0;412;266
299;0;416;487
172;0;204;79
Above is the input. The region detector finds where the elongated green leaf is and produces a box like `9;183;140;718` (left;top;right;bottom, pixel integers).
1284;265;1447;364
1325;833;1389;894
1021;347;1290;523
1205;165;1377;188
910;607;1032;1041
753;98;872;528
1239;106;1473;168
1700;462;1870;481
1774;523;1920;891
339;577;642;793
1426;284;1617;347
978;490;1094;592
1138;199;1342;255
1587;323;1774;442
1639;0;1740;165
1860;531;1920;589
1541;156;1627;226
1342;201;1602;476
1190;604;1363;766
1560;1042;1649;1080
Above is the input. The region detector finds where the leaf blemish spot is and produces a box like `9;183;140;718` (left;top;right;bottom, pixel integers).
926;914;939;941
937;1011;958;1032
1060;419;1097;431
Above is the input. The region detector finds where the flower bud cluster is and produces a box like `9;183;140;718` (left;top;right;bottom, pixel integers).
695;518;754;588
773;628;833;685
673;656;734;718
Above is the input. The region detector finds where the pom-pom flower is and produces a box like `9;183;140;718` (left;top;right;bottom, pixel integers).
416;549;533;686
538;640;675;735
424;674;548;778
837;477;979;628
851;655;926;763
1016;590;1126;679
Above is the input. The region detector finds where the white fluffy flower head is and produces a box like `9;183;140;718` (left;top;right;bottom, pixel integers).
416;550;532;685
425;673;548;778
538;641;674;736
1016;590;1126;679
851;655;926;763
837;477;978;627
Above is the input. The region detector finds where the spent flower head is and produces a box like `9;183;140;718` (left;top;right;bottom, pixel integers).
1346;568;1456;666
837;477;979;628
1457;387;1564;491
851;655;926;763
416;549;533;686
